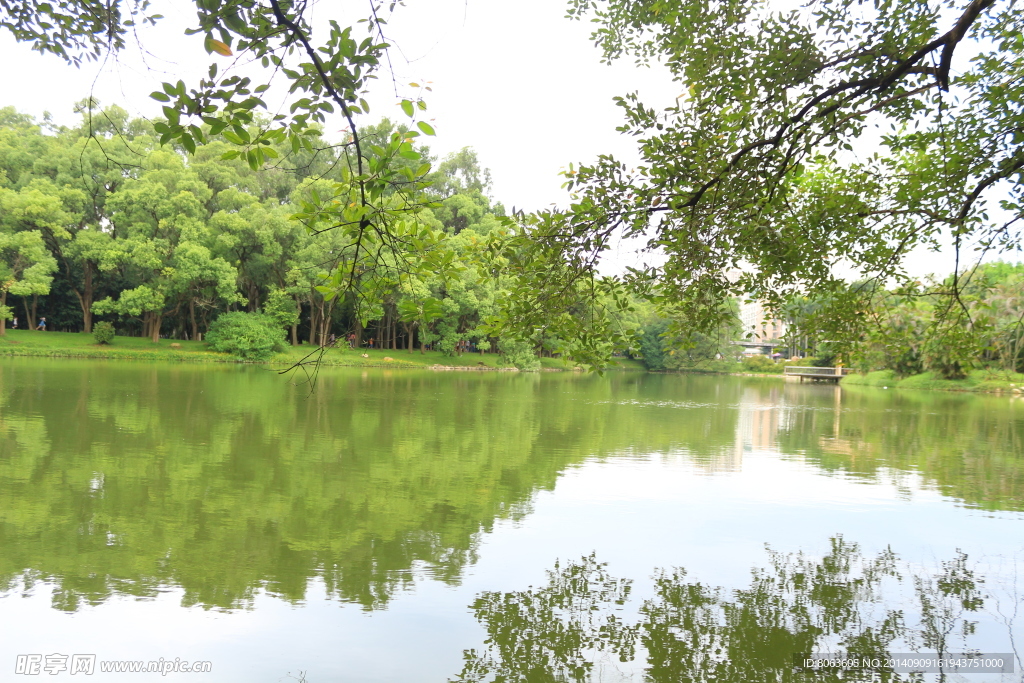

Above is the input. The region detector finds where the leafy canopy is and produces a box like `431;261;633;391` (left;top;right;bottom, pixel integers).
546;0;1024;343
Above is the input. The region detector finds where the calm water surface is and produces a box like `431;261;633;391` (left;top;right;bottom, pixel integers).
1;359;1023;682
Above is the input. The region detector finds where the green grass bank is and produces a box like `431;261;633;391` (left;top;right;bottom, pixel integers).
0;329;646;371
841;368;1024;395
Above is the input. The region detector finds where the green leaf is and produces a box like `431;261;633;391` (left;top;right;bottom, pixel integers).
400;100;414;117
416;121;435;136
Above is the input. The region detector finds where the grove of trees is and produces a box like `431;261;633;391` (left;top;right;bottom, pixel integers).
0;104;648;368
2;0;1024;370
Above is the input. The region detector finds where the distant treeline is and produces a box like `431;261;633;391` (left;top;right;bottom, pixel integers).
1;104;654;368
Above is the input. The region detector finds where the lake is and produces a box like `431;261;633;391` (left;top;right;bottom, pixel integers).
1;359;1022;682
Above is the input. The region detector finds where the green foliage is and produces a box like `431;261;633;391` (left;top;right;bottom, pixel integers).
0;230;57;300
809;342;839;368
922;325;979;380
527;0;1024;354
6;0;1024;363
638;319;669;370
92;321;115;344
740;355;782;373
638;303;739;371
262;288;299;330
498;337;541;371
786;265;1024;382
2;105;620;366
205;311;285;361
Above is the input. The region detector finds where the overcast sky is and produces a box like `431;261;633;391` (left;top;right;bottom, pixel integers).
0;0;1009;279
0;0;672;208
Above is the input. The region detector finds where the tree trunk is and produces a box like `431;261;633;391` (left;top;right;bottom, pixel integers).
404;322;416;353
0;291;6;336
354;316;363;349
308;303;320;346
70;260;96;333
291;296;299;346
190;299;199;342
83;260;94;333
22;296;36;330
318;310;329;347
148;311;162;343
319;299;334;347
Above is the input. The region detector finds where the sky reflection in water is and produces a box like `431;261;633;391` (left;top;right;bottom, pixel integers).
0;360;1022;681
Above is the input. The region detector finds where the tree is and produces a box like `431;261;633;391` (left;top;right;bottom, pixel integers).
429;147;492;199
0;184;68;330
91;150;240;342
2;0;458;343
539;0;1024;348
0;230;58;334
13;0;1023;365
23;104;156;332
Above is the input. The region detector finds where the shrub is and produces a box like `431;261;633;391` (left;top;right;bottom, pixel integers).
498;337;541;371
93;321;115;345
741;354;782;373
206;312;285;361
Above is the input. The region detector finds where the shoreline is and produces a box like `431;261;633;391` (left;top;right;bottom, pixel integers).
841;369;1024;396
0;330;646;372
654;366;1024;396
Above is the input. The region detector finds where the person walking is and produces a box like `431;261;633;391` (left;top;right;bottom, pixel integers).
11;317;17;330
35;317;46;331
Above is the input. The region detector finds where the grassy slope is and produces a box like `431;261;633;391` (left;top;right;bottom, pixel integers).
0;329;646;371
842;368;1024;394
841;370;897;387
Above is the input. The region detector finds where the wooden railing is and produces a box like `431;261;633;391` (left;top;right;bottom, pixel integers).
784;366;854;376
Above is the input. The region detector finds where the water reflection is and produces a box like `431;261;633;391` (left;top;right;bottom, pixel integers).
713;379;1024;513
1;361;1023;616
778;383;1024;512
0;363;740;611
453;539;1017;682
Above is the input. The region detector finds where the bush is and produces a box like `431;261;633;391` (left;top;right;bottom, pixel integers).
740;354;782;373
206;312;285;361
93;321;115;345
498;337;541;371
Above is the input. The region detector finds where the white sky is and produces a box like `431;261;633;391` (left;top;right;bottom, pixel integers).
0;0;1013;279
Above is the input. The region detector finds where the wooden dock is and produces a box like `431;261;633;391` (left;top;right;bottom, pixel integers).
784;366;853;382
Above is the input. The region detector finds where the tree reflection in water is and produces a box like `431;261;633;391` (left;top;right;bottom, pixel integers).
454;537;1008;683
